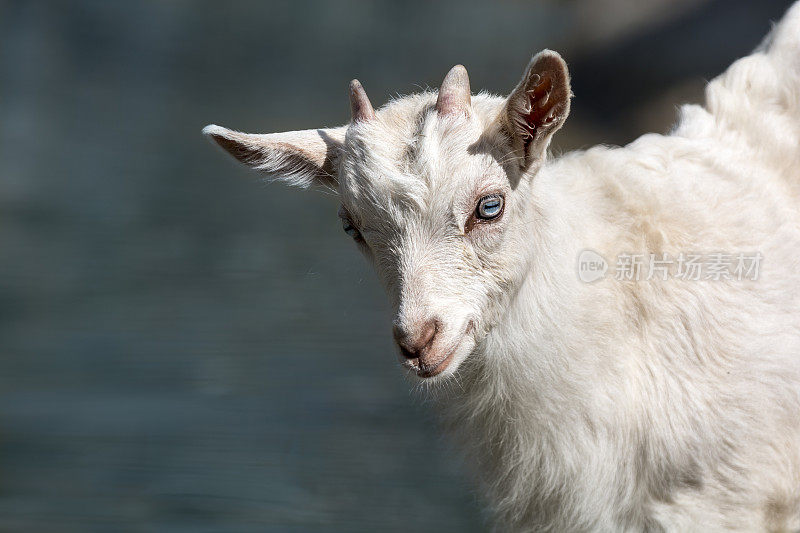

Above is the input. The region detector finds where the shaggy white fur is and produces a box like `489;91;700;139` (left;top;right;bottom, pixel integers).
204;3;800;530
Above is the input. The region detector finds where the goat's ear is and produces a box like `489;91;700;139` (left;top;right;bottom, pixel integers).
202;125;346;189
503;50;571;172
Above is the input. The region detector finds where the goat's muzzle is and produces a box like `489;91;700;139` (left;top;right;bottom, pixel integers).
393;319;456;378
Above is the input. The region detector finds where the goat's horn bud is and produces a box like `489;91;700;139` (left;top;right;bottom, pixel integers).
436;64;471;116
349;79;376;123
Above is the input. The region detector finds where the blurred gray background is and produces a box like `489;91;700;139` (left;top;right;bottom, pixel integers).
0;1;793;531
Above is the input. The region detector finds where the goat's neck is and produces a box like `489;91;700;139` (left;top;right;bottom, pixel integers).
455;166;601;413
436;160;615;491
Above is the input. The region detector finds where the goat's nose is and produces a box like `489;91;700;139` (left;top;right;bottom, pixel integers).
393;319;440;360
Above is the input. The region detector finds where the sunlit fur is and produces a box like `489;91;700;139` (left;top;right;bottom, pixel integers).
205;4;800;530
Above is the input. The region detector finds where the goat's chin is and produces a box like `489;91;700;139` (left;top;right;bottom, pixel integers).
405;335;476;384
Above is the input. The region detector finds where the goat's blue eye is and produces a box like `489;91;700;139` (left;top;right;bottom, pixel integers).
338;205;363;241
342;218;362;240
476;195;504;220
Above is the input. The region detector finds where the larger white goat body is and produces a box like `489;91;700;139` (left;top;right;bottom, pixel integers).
205;4;800;531
447;12;800;532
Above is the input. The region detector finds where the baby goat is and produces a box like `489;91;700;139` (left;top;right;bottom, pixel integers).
204;4;800;530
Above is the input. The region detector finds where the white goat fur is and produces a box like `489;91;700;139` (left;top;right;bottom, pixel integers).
205;4;800;531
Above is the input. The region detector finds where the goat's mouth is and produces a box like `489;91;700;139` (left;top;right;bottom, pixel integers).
415;349;458;378
404;320;475;379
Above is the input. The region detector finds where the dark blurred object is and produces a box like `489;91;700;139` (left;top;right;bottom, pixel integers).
569;0;794;144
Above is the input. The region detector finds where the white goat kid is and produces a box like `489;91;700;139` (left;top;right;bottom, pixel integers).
204;4;800;531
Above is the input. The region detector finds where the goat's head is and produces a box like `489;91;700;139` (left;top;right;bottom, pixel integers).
204;50;571;381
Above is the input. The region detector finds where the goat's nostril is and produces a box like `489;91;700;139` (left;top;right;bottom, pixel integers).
399;344;417;361
418;319;438;350
394;319;440;360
